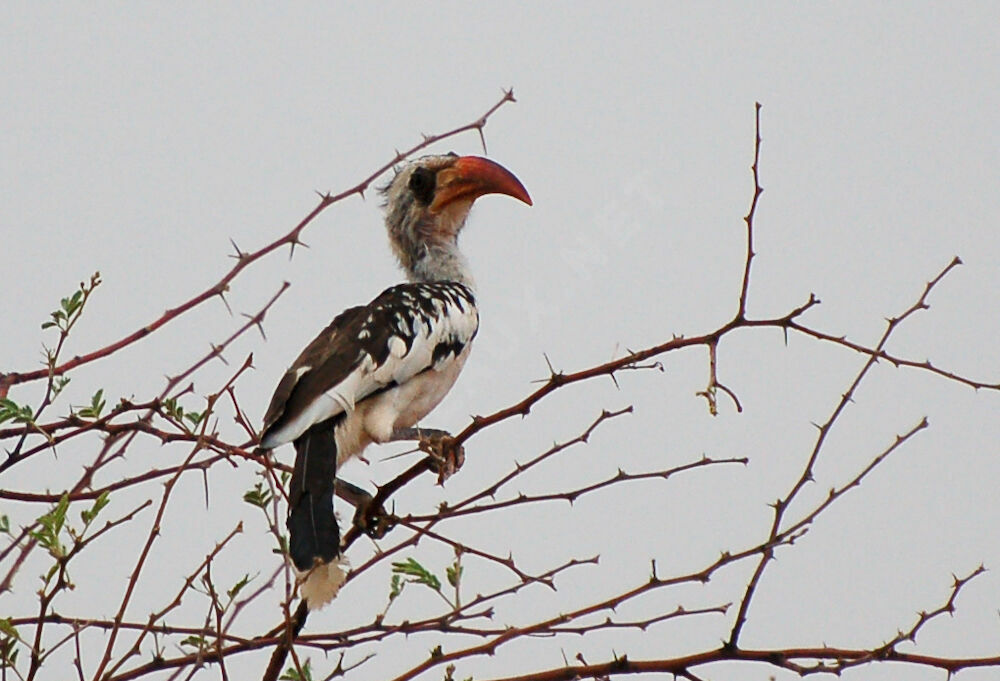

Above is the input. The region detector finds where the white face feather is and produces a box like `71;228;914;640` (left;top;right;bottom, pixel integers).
381;155;476;285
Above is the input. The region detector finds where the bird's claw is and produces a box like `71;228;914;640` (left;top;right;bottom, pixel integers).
352;495;394;539
419;433;465;484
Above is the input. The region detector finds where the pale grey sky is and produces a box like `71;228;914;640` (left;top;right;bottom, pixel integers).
2;4;999;680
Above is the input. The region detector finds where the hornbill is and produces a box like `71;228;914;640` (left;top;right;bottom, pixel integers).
259;154;531;608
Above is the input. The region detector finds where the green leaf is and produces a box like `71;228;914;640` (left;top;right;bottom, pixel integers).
77;389;106;419
162;397;194;425
272;534;289;556
183;410;204;427
51;376;71;398
227;573;254;600
80;491;110;525
64;290;82;313
28;494;70;558
279;658;312;681
446;562;463;589
180;635;207;648
243;482;273;508
0;515;9;534
42;277;100;334
0;398;35;425
0;635;18;668
391;557;441;592
389;573;404;602
43;561;60;585
0;618;18;640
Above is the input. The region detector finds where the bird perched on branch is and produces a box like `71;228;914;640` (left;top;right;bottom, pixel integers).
259;154;531;609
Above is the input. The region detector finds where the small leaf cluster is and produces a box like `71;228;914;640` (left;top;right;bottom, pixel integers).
41;289;85;332
243;482;273;509
28;492;111;587
75;389;106;419
28;495;70;560
162;397;204;430
0;398;34;426
387;552;465;613
40;272;101;333
392;557;442;596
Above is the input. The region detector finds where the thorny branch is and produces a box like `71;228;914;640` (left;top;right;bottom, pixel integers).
727;256;964;649
0;90;517;396
466;570;994;681
2;97;998;681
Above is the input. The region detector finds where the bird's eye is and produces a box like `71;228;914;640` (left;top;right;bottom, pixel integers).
408;167;436;204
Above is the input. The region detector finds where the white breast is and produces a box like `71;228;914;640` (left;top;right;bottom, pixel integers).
332;344;472;464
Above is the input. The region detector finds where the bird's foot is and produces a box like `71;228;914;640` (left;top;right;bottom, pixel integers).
351;494;394;539
419;433;465;484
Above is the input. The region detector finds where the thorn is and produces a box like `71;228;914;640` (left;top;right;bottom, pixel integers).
477;127;488;155
218;290;233;316
211;344;229;366
228;237;245;260
542;352;557;377
288;236;310;261
242;312;268;341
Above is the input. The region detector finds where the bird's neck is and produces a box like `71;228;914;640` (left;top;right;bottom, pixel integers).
407;241;475;288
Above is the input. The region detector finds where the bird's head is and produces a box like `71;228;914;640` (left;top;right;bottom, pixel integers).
381;154;531;283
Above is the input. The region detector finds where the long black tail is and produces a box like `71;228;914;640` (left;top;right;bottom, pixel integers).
287;419;342;571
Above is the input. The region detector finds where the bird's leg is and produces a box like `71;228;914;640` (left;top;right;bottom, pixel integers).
337;478;393;539
390;427;466;484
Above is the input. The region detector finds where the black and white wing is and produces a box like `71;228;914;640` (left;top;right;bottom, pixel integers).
259;282;478;450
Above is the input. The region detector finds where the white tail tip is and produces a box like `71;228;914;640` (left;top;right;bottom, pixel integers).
298;558;349;610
